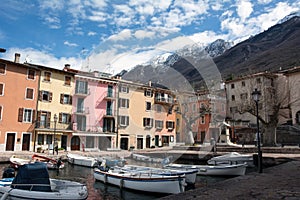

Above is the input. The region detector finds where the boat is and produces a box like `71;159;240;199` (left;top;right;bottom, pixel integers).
118;164;197;184
207;152;254;167
9;155;31;169
0;162;88;200
131;153;165;163
93;167;186;194
165;163;247;176
32;154;65;169
67;153;99;167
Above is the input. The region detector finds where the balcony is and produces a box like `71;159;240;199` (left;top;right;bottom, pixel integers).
74;88;90;97
73;124;103;132
103;109;115;118
74;107;90;115
104;91;116;101
35;121;72;131
154;96;175;105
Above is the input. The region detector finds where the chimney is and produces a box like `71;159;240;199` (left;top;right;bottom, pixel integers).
14;53;20;63
64;64;70;71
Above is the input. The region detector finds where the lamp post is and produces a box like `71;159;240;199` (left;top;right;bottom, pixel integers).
53;114;58;155
252;88;262;173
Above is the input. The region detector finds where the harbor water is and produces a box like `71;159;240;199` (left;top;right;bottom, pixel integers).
0;159;228;200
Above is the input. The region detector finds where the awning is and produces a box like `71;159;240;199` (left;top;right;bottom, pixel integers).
72;132;116;137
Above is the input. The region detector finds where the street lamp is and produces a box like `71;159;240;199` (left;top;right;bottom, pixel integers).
252;88;262;173
53;114;58;155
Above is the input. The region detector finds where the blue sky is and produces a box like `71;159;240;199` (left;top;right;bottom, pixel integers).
0;0;299;74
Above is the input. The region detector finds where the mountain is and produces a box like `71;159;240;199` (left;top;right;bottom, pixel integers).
122;16;300;90
215;16;300;79
122;39;232;89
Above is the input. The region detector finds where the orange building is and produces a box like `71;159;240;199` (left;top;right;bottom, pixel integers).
0;54;40;151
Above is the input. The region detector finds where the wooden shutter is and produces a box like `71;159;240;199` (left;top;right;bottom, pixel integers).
126;99;129;108
59;113;62;123
49;92;53;102
46;112;51;128
126;116;129;126
0;84;3;95
60;94;64;104
69;96;72;105
18;108;23;122
32;110;35;123
38;91;42;101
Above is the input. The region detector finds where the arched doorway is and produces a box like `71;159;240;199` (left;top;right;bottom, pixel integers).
71;136;80;150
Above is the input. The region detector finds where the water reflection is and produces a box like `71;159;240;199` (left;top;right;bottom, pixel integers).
0;159;229;200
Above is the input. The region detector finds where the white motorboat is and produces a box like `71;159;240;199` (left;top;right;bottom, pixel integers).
94;167;186;194
0;162;88;200
67;153;99;167
9;155;31;169
166;163;247;176
119;164;197;184
32;154;65;170
131;153;164;163
207;152;254;167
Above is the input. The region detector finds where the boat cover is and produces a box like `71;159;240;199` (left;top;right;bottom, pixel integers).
11;162;51;192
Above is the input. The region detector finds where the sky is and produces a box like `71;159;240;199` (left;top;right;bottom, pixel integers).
0;0;299;75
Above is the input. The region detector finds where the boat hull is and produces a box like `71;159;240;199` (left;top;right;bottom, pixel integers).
94;168;185;194
207;152;254;167
67;153;98;167
0;179;88;200
167;163;247;176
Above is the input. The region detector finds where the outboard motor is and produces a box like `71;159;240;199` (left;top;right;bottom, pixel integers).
2;167;15;178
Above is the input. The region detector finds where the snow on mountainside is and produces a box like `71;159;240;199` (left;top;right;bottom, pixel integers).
277;10;300;24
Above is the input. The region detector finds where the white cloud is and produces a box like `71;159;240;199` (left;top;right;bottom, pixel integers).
189;31;228;44
2;47;82;70
257;0;273;4
64;41;78;47
88;31;97;36
236;0;253;22
134;30;156;39
108;29;132;41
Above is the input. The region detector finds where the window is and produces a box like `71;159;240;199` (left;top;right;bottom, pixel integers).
60;94;72;104
27;69;35;80
86;136;94;148
143;118;153;128
46;135;52;144
0;83;4;96
231;95;235;101
75;80;88;94
144;90;153;97
230;106;238;113
59;113;71;124
155;120;163;129
39;90;52;102
19;108;33;123
231;83;235;89
146;102;151;111
43;72;51;82
201;116;205;124
120;86;129;93
0;63;6;74
119;98;129;108
240;93;248;100
0;105;2;120
156;104;162;112
119;115;129;127
26;88;34;99
242;81;246;87
166;121;174;130
37;134;44;145
65;76;71;86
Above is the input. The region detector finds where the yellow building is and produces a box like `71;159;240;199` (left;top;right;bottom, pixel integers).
117;80;176;150
29;64;75;152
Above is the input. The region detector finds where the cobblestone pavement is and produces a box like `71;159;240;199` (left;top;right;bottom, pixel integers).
160;158;300;200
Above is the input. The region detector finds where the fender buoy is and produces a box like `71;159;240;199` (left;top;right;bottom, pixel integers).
104;174;107;184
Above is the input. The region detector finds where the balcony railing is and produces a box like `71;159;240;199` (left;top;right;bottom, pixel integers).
35;121;72;130
74;88;90;96
155;96;175;104
72;124;115;133
74;107;90;115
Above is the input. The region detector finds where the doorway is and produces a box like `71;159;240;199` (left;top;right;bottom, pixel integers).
71;136;80;150
22;133;31;151
61;135;67;151
120;138;128;150
6;133;16;151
